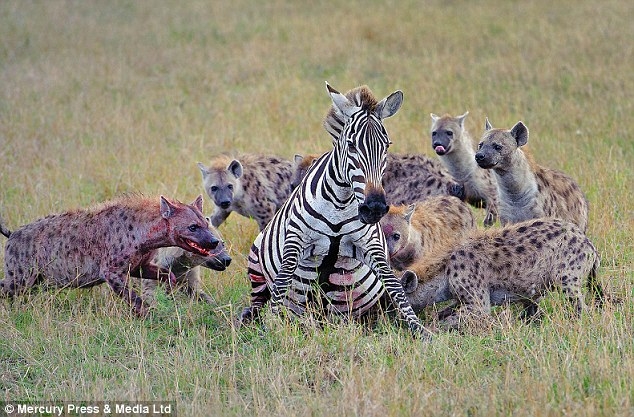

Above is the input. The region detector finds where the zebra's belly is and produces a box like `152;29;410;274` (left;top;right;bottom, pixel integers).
290;256;385;317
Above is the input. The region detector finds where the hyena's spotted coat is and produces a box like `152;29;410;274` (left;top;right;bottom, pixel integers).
380;196;476;271
430;112;499;226
140;220;232;304
401;218;603;330
0;195;218;316
291;153;464;205
198;154;294;230
475;119;588;231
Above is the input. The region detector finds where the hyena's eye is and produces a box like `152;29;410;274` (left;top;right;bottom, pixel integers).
188;224;199;232
227;184;234;191
477;142;483;150
210;186;218;192
493;143;503;151
432;131;437;137
392;232;401;241
446;131;453;137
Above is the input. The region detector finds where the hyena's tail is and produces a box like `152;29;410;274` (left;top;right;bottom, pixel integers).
587;253;604;307
0;214;11;238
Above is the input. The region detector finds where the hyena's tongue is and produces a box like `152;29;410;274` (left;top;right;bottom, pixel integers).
435;145;446;155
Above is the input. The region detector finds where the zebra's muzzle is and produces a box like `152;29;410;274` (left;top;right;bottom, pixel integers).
358;193;389;224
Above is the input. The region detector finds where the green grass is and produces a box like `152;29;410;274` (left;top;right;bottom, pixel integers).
1;0;633;415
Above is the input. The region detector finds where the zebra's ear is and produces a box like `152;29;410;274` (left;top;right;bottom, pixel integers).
485;117;493;131
375;90;403;119
326;81;357;118
227;160;243;178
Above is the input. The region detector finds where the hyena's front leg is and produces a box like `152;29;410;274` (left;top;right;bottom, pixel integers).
103;271;149;317
360;242;433;339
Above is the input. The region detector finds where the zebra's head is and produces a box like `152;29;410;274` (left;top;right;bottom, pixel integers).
325;82;403;224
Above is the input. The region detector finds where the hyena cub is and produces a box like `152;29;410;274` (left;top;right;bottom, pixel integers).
0;195;218;316
430;112;499;226
140;219;232;304
198;154;294;230
380;196;476;271
292;153;465;204
401;218;603;330
475;119;588;231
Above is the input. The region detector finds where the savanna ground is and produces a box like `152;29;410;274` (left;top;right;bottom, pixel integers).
0;1;632;416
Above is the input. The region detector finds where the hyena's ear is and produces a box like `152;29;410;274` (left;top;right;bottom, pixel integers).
197;162;209;178
375;90;404;120
191;194;204;213
404;204;416;224
430;113;440;123
160;196;178;219
510;121;529;147
401;270;419;294
294;154;304;164
227;160;243;179
457;111;469;127
485;117;493;131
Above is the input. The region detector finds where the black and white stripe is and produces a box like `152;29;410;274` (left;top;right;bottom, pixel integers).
240;83;430;338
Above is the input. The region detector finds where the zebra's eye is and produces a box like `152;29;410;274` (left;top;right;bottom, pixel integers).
347;140;356;151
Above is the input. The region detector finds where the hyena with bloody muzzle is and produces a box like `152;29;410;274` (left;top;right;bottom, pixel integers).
430;112;499;226
140;218;232;304
198;154;294;231
0;195;218;316
475;119;588;231
380;196;476;271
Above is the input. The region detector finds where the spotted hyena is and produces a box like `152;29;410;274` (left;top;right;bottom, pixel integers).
140;219;232;304
430;112;499;226
400;218;603;330
198;154;294;230
475;119;588;231
380;196;476;271
291;153;464;204
0;195;218;316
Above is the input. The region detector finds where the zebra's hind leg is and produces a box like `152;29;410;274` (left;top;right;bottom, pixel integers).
237;245;271;328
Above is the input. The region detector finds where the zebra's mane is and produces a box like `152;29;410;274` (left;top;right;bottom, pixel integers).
323;85;378;141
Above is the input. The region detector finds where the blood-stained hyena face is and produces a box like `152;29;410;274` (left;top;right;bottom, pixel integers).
475;119;529;170
380;204;415;257
160;195;219;256
197;160;242;210
430;112;468;156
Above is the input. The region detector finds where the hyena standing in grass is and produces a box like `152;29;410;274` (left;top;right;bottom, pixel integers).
380;196;476;271
400;218;603;330
291;153;465;205
0;195;219;316
430;112;499;226
197;154;294;231
140;219;232;304
475;119;589;231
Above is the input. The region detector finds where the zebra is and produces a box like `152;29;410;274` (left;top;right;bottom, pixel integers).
238;82;432;338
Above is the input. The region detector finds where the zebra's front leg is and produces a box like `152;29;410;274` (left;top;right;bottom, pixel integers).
270;242;302;315
363;247;433;340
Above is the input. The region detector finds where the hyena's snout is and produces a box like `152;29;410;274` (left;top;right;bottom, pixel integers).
359;192;389;224
475;151;495;169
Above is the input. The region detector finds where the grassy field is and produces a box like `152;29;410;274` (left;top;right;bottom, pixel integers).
1;0;632;416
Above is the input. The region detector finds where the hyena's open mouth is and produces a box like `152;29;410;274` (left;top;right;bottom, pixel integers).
183;239;214;256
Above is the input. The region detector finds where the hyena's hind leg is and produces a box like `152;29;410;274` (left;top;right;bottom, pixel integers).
237;245;271;327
